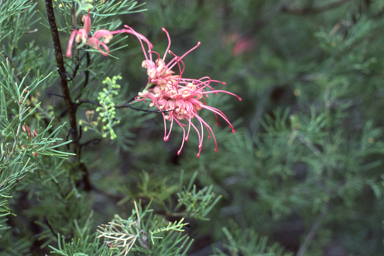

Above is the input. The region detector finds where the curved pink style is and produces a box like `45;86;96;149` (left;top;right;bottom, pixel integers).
125;27;241;157
66;10;114;57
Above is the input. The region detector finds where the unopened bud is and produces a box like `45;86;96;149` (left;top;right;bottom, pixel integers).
33;130;38;138
25;126;31;139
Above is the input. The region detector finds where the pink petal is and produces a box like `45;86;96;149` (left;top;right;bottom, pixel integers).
93;29;113;43
66;30;78;57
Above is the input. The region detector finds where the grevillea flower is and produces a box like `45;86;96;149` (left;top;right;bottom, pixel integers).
122;26;242;157
223;32;255;56
66;10;114;57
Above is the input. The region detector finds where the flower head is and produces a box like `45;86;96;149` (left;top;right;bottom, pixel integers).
223;32;255;56
66;10;114;57
124;27;242;157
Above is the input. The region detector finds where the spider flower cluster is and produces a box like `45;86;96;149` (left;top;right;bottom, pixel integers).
123;27;242;157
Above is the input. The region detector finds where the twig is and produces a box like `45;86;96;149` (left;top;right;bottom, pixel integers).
120;103;172;113
123;94;139;105
297;134;321;156
79;138;102;148
65;128;76;150
83;52;90;89
59;109;68;118
44;216;57;237
282;0;352;15
78;125;83;142
248;0;352;35
77;98;173;113
74;51;91;100
58;50;89;82
47;92;64;98
296;213;325;256
78;163;92;191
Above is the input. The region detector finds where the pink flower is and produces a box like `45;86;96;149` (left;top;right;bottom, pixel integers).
123;27;242;157
66;10;114;57
223;32;255;56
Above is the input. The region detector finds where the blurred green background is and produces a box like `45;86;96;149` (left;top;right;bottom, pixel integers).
6;0;384;255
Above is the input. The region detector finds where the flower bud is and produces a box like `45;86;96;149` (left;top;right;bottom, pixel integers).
26;126;31;139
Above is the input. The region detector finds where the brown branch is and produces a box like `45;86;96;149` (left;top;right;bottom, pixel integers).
44;0;78;150
78;163;92;191
249;0;353;34
282;0;352;15
296;213;325;256
58;50;89;82
77;98;173;113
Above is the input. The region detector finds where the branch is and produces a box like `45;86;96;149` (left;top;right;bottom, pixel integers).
44;216;57;238
249;0;352;34
296;213;325;256
81;51;90;89
77;98;173;113
58;50;89;82
78;163;92;191
45;0;78;150
123;94;138;105
282;0;352;15
79;138;102;148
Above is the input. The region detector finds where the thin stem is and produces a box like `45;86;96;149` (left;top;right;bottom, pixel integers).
282;0;352;15
248;0;352;35
58;50;89;82
77;98;173;113
296;213;325;256
44;216;58;237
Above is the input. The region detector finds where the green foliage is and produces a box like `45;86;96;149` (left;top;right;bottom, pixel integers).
49;234;110;256
2;0;384;255
211;223;293;256
0;0;33;35
117;171;221;223
0;59;72;221
51;201;193;256
48;212;110;256
174;171;221;221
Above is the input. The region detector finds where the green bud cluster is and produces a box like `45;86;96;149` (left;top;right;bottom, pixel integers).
96;75;122;140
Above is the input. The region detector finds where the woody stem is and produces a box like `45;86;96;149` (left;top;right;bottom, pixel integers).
44;0;79;152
